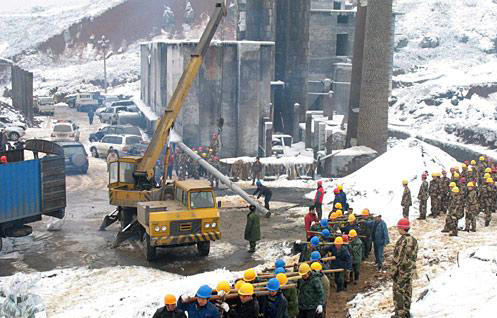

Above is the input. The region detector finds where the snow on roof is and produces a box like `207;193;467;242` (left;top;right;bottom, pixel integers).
308;138;458;225
221;155;314;165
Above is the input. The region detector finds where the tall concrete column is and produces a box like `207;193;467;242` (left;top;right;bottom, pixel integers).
274;0;311;137
245;0;276;41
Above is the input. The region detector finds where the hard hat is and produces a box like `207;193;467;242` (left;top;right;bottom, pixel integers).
238;283;254;296
484;173;491;179
276;273;288;286
164;294;176;305
335;202;343;209
310;236;320;247
480;156;485;161
216;281;231;294
321;229;330;238
342;234;349;243
397;218;410;230
467;182;475;187
274;267;286;275
234;280;244;290
468;167;473;172
243;269;257;282
311;262;323;271
361;208;370;216
449;182;456;188
431;172;436;177
348;214;356;222
402;179;408;185
317;180;323;186
275;259;285;269
298;263;311;276
337;184;343;191
454;173;460;178
487;178;494;183
330;212;337;220
485;167;492;173
310;251;321;261
334;237;343;245
349;229;357;237
0;156;7;163
202;153;207;158
462;164;467;169
266;278;280;292
471;160;476;165
196;285;213;299
209;148;213;152
336;210;343;217
452;186;460;193
333;188;340;194
320;219;328;227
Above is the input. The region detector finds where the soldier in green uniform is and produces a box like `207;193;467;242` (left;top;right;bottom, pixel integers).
417;173;429;220
244;205;261;253
429;172;441;217
401;180;412;218
440;170;451;214
392;218;418;318
480;178;494;227
464;182;479;232
443;186;461;236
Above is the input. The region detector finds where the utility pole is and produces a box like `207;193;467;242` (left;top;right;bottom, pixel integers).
98;35;110;93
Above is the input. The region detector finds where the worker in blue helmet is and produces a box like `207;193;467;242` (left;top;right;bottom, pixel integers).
275;259;286;269
253;179;273;210
310;251;321;262
321;229;332;242
259;278;289;318
274;267;286;275
178;285;220;318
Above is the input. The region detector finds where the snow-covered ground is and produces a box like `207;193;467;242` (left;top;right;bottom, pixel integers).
391;0;497;144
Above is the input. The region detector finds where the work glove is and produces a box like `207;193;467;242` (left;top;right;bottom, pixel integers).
218;290;226;297
220;302;230;312
316;305;323;314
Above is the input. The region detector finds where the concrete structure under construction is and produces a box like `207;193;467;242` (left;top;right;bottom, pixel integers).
140;40;275;158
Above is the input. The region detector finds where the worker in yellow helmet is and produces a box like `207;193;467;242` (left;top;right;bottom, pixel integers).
348;229;364;284
429;172;442;217
464;181;479;232
296;263;325;316
442;186;462;236
401;179;412;218
220;282;259;316
479;178;495;227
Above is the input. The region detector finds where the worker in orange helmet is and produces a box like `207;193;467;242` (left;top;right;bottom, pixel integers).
152;294;186;318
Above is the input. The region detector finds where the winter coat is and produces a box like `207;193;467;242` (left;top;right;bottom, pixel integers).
152;307;187;318
316;272;330;304
333;191;348;210
228;298;260;318
259;292;288;318
254;185;272;198
282;287;298;318
297;272;324;310
327;245;352;270
314;186;325;205
177;299;220;318
371;219;390;246
304;212;319;239
244;211;261;242
418;180;429;201
401;186;412;207
341;222;359;235
358;220;373;238
392;233;418;280
252;161;263;173
349;237;364;265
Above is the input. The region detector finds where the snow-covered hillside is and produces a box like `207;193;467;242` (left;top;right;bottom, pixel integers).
391;0;497;145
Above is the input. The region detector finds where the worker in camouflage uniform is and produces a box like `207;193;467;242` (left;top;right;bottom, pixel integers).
442;185;461;236
464;182;479;232
477;156;487;179
417;173;429;220
392;218;418;318
401;180;412;218
440;170;450;213
460;164;469;180
479;178;494;227
429;172;442;217
467;167;477;185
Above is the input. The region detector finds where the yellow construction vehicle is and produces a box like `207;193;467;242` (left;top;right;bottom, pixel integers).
100;1;227;261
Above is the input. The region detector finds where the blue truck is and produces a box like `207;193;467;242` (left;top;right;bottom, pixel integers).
0;140;66;251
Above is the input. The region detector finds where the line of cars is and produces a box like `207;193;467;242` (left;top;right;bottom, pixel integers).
89;125;147;158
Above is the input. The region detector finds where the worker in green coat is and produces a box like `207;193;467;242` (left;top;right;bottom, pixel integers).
244;205;261;253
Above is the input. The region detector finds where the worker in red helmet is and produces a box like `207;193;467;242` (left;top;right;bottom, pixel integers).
392;218;418;318
313;180;325;219
0;155;7;164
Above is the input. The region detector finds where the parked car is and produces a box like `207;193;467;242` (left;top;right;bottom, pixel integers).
89;134;143;158
272;134;293;156
0;115;26;131
0;122;25;141
65;94;78;108
89;125;142;142
56;141;89;174
75;93;99;112
123;141;149;156
102;95;120;107
51;121;80;142
35;96;55;115
97;105;141;124
109;100;135;108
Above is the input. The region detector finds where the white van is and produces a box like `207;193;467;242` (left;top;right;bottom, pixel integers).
35;96;55;115
75;93;98;112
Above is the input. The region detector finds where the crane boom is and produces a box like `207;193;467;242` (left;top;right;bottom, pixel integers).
135;1;227;181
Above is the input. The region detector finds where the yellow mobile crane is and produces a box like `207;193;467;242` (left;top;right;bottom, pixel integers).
100;1;227;261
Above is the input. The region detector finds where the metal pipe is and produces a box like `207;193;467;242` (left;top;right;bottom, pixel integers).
176;142;271;217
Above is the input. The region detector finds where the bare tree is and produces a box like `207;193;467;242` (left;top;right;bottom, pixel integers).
345;1;367;147
356;0;392;154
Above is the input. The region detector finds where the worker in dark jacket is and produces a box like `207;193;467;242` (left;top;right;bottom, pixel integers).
244;205;261;253
178;285;220;318
254;180;272;210
296;263;324;318
325;236;352;292
153;294;187;318
220;283;260;318
313;181;325;219
333;185;348;211
276;273;298;318
259;278;289;318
